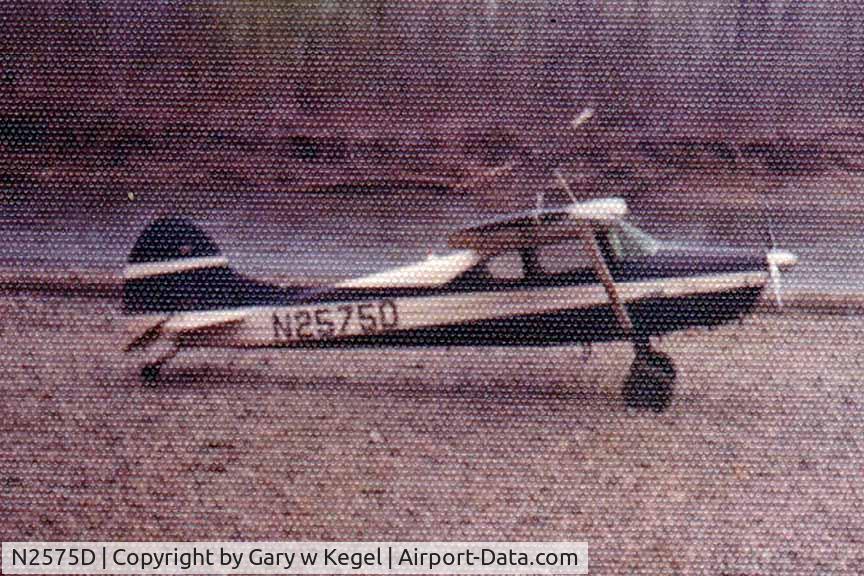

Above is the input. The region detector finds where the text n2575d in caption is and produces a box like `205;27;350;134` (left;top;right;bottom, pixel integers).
2;542;588;575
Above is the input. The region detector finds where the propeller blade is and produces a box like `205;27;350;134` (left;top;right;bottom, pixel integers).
769;260;783;309
766;249;798;310
759;191;778;252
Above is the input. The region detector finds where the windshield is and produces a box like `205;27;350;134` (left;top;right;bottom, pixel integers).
604;221;661;260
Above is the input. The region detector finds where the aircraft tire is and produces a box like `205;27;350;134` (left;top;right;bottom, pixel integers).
624;349;676;412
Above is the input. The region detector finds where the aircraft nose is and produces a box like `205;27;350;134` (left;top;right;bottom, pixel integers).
766;249;799;271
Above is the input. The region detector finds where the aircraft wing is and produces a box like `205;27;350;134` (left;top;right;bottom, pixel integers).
448;197;628;253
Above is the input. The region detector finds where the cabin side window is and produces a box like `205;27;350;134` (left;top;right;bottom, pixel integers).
537;239;593;275
485;251;525;281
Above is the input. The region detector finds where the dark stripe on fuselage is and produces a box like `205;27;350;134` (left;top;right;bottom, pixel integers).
122;248;766;315
181;286;763;349
401;285;762;346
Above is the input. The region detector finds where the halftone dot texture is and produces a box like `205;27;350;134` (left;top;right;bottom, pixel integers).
2;1;864;574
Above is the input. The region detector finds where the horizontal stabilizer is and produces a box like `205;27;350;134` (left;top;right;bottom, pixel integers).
163;310;249;335
124;311;247;354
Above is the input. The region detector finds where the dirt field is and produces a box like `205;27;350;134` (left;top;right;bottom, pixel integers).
2;293;864;574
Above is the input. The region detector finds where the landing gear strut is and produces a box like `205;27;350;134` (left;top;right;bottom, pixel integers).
138;345;178;385
623;338;676;412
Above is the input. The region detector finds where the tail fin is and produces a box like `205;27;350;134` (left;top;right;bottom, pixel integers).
123;216;234;314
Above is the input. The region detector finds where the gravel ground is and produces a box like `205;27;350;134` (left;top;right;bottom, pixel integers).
1;294;863;574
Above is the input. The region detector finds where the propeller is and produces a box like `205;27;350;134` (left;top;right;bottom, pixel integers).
768;253;783;309
763;206;783;308
766;248;798;309
760;194;798;310
761;194;798;309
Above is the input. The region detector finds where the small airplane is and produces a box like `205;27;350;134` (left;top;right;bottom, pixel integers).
122;178;798;412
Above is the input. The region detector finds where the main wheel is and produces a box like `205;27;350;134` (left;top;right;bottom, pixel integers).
623;348;676;412
140;364;162;385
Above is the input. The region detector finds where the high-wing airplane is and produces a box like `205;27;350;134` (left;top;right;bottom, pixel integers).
122;187;797;412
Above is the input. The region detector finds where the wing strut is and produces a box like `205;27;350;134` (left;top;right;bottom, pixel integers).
578;224;634;338
554;172;634;339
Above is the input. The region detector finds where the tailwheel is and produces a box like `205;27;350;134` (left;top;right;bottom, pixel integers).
140;363;162;385
623;345;676;412
136;343;178;385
